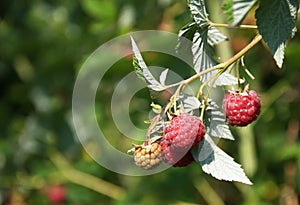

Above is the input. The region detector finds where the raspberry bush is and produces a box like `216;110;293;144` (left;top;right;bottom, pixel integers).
128;0;298;185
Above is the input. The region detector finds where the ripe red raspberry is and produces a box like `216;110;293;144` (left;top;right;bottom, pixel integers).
160;138;194;167
44;185;66;204
164;113;205;149
222;89;261;126
134;142;163;170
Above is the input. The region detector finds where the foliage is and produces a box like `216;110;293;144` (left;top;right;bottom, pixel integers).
0;0;300;205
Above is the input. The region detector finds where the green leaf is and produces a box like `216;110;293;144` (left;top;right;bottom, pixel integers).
192;135;252;185
192;30;217;81
188;0;228;46
176;94;201;113
130;36;167;97
207;26;229;46
188;0;210;28
232;0;257;26
205;101;234;140
214;72;244;86
223;0;257;26
179;0;228;84
177;23;227;52
176;23;197;54
255;0;299;68
159;69;169;86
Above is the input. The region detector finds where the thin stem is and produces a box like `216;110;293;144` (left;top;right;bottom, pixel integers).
174;34;262;88
210;22;258;30
50;151;125;199
220;34;262;69
199;99;206;121
162;65;220;90
204;70;223;101
236;59;241;89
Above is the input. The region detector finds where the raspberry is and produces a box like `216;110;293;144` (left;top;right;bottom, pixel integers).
134;142;162;170
164;113;205;149
160;138;194;167
222;89;261;126
44;185;66;204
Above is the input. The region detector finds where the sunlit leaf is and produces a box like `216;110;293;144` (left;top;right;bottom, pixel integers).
222;0;257;25
192;135;252;185
207;27;228;46
189;0;209;28
177;94;201;113
159;69;169;86
205;100;234;140
131;36;167;97
192;30;217;81
214;72;244;86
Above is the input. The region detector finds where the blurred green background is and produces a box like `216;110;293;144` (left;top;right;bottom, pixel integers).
1;0;300;204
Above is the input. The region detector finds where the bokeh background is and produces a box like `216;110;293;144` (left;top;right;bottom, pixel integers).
1;0;300;204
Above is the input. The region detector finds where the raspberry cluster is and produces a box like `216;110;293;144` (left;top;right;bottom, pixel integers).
222;89;261;126
160;113;205;167
134;142;163;170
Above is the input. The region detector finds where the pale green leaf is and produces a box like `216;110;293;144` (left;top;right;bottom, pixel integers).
192;30;217;81
188;0;209;28
207;27;229;46
159;69;169;86
177;94;201;113
222;0;257;25
214;72;244;86
205;100;234;140
192;135;252;185
130;36;166;95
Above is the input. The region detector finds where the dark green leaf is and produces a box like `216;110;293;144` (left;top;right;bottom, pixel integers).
255;0;299;68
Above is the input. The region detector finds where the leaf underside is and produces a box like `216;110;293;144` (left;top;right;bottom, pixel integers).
131;36;169;98
222;0;257;26
192;135;252;185
205;100;234;140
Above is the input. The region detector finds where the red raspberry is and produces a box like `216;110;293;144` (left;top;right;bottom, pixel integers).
222;90;261;126
164;113;205;149
44;185;66;204
160;138;194;167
